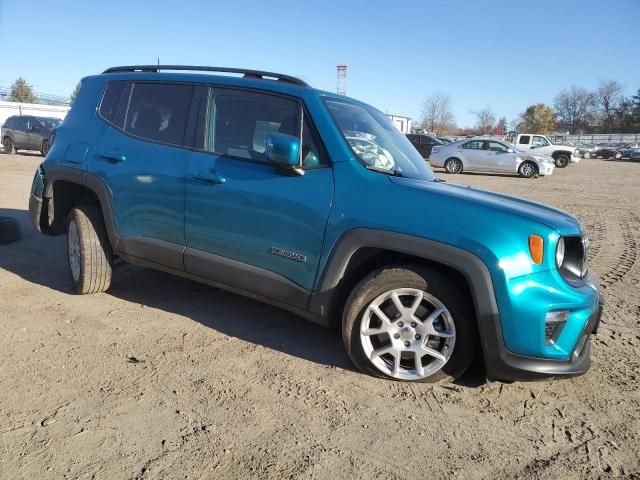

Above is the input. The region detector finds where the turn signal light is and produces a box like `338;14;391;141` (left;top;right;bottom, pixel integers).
528;235;544;265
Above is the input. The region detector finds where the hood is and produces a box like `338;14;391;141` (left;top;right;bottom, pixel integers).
388;177;583;235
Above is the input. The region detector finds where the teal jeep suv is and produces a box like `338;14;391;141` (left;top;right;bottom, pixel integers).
28;65;603;383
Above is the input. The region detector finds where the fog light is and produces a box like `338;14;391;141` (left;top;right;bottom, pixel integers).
545;311;569;345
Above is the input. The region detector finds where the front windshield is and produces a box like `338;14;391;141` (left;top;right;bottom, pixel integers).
324;99;436;181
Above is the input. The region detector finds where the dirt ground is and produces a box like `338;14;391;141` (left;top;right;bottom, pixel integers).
0;152;639;480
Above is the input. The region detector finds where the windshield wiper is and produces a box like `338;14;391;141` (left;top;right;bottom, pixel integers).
365;165;404;177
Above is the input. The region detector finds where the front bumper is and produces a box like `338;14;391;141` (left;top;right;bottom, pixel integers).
483;269;603;382
485;297;603;381
539;163;555;176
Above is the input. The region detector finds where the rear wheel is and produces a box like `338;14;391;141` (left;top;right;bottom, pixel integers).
2;137;15;154
518;161;538;178
444;158;463;174
554;154;569;168
66;205;112;294
342;265;477;383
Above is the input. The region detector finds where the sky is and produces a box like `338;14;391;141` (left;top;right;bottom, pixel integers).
0;0;638;127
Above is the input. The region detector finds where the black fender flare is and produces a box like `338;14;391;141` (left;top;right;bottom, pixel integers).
41;166;119;248
308;228;503;371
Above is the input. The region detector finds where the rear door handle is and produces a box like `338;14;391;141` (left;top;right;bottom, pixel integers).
100;149;127;162
193;170;226;184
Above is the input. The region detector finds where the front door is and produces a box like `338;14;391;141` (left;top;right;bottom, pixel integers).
184;87;334;307
487;141;517;173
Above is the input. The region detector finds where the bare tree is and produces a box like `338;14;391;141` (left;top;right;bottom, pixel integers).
596;80;623;131
471;107;496;134
420;92;455;135
554;86;596;134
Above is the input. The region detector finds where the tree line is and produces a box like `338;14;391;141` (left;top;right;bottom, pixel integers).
6;77;81;106
419;80;640;136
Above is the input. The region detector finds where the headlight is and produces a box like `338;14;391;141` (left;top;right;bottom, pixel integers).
556;236;588;284
556;237;565;267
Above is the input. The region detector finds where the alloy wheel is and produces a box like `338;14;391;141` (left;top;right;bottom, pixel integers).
359;288;456;381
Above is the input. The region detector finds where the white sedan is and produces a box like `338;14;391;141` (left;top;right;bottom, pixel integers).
429;139;555;178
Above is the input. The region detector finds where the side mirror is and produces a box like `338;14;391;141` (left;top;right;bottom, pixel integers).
265;133;304;175
507;148;514;153
30;124;41;132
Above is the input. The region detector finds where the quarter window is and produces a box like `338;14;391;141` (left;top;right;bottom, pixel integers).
125;83;194;146
518;135;531;145
99;81;128;124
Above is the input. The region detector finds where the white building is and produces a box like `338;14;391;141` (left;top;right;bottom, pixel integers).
388;114;411;134
0;100;70;127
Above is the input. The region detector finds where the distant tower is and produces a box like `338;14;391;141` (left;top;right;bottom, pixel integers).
337;64;347;96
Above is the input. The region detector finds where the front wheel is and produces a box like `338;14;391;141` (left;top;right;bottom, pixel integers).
342;265;477;382
444;158;463;174
554;154;569;168
66;205;113;294
518;161;538;178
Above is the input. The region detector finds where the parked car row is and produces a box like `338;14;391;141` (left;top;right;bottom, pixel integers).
568;141;640;160
1;115;62;156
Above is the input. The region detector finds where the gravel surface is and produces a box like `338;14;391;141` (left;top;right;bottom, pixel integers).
1;153;638;479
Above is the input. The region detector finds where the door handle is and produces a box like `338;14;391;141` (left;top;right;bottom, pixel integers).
193;170;226;185
100;149;127;162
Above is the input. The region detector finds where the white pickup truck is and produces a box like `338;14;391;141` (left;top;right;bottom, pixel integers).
514;134;579;168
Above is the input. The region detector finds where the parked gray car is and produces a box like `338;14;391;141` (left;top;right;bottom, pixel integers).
614;143;640;160
1;115;62;156
429;139;555;178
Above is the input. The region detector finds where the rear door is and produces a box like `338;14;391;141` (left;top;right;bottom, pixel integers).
90;80;196;270
458;140;487;170
184;87;334;307
13;117;30;148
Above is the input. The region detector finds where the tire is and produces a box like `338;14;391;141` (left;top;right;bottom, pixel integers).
444;158;463;174
342;265;477;383
41;139;49;157
65;205;112;294
0;216;21;245
554;154;569;168
518;161;538;178
2;137;15;154
583;152;591;159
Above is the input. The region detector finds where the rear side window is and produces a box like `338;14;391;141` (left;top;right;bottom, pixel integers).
518;135;531;144
462;140;483;150
125;83;194;146
99;81;128;124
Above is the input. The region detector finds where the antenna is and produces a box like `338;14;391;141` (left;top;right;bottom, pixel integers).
337;64;347;96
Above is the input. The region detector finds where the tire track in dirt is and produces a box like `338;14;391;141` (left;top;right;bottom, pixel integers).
599;211;638;289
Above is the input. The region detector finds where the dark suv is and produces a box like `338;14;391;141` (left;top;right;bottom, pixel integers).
27;65;602;383
1;115;62;156
406;134;444;159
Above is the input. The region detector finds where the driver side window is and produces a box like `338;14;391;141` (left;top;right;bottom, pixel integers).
533;136;549;147
489;142;509;152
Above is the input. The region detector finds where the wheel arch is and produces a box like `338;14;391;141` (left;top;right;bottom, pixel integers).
41;167;117;248
310;230;499;344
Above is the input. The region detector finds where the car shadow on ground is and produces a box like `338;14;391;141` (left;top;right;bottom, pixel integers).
0;207;486;386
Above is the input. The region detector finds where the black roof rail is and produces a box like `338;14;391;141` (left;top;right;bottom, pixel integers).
102;65;309;87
